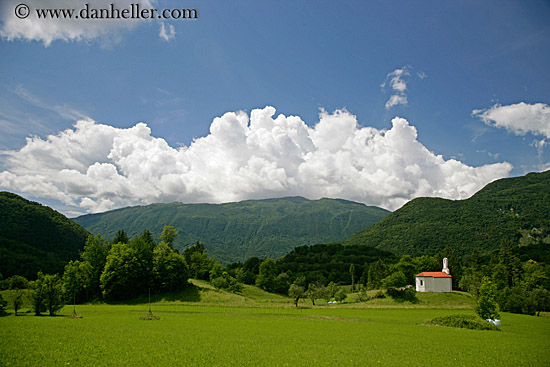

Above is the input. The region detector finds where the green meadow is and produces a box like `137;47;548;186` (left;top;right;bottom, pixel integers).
2;282;549;366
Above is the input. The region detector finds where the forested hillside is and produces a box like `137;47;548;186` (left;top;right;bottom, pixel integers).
344;170;550;255
0;192;90;279
74;197;390;263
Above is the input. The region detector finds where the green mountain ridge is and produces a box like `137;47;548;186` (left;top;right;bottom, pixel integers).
344;170;550;255
0;192;90;279
73;197;390;263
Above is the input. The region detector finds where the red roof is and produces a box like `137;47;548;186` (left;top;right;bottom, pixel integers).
415;272;452;278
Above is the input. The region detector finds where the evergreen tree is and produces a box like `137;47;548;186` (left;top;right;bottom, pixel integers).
349;264;356;291
113;230;129;244
140;230;156;249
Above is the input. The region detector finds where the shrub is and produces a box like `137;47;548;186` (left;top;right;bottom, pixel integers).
211;276;229;290
429;314;500;331
356;288;369;302
386;286;418;303
335;288;347;303
0;293;7;314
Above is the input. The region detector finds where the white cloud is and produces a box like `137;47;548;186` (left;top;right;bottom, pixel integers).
417;71;428;80
385;95;408;110
13;85;89;121
0;0;156;46
531;139;548;157
381;66;411;110
473;102;550;138
0;107;513;214
159;22;175;42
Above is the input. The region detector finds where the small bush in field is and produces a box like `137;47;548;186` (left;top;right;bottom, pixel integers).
429;314;500;331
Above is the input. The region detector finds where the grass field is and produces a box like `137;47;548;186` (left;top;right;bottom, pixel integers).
1;283;549;366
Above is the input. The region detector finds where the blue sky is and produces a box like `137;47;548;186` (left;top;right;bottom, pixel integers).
0;0;549;216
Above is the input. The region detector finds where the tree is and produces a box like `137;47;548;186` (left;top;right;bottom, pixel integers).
152;242;188;293
184;241;206;263
498;238;522;288
140;230;156;248
100;238;154;300
305;282;329;305
113;229;129;244
441;246;463;290
29;278;46;315
30;273;64;316
381;271;407;290
413;255;440;274
188;251;213;280
306;283;318;306
395;255;416;284
63;260;84;307
0;293;6;315
7;275;28;315
327;281;338;298
209;262;224;282
349;264;356;291
80;235;110;299
367;259;389;290
243;257;261;275
235;268;256;285
159;225;178;248
256;258;278;292
288;276;306;307
335;288;347;303
42;273;65;316
521;260;550;290
273;272;290;295
289;284;305;307
459;270;483;296
476;277;500;320
316;284;331;303
529;288;550;316
211;276;229;290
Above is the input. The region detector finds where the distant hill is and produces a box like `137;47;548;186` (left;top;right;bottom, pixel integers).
73;197;390;263
0;192;90;279
344;171;550;256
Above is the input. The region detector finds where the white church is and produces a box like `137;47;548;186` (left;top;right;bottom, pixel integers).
415;258;452;293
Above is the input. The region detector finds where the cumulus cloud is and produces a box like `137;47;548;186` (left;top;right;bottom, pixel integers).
0;0;156;46
0;107;512;214
473;102;550;138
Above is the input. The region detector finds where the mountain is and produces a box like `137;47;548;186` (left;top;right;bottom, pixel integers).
73;197;390;263
0;192;90;279
344;170;550;256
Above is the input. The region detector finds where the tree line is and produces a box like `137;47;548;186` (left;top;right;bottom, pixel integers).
223;237;550;314
1;225;549;317
1;226;190;315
